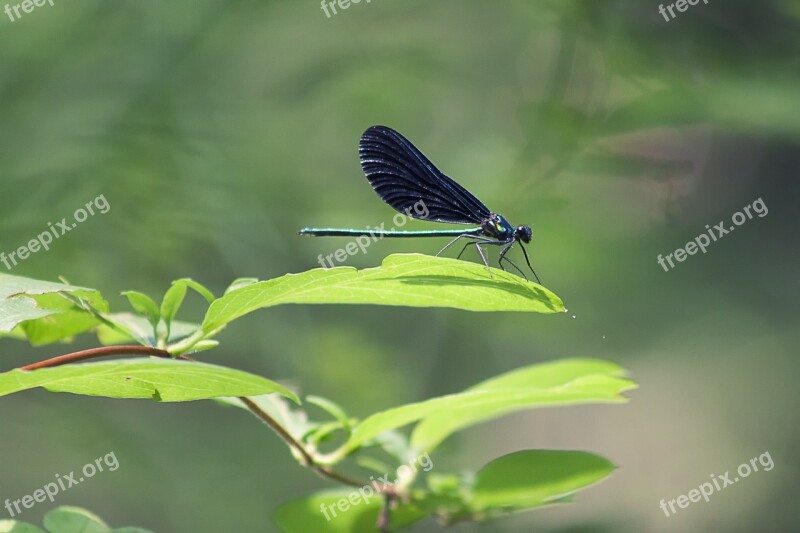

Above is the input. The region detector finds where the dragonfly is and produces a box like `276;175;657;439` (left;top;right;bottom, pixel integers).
298;125;540;283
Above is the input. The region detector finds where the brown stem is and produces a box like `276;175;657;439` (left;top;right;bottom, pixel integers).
239;396;370;489
19;345;171;371
377;492;396;533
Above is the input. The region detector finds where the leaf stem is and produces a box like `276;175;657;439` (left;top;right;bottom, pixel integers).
14;345;396;500
378;492;396;533
238;396;373;489
19;345;170;371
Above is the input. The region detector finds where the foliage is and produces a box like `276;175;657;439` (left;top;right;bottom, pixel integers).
0;506;150;533
0;256;635;532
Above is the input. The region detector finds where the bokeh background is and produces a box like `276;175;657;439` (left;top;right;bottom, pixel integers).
1;1;799;531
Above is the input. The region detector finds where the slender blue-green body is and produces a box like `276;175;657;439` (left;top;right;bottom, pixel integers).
297;227;483;238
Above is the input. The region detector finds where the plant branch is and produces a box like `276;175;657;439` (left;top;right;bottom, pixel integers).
19;345;170;371
378;492;396;533
15;344;395;499
238;396;376;489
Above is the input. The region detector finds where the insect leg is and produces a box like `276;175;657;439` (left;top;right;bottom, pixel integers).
516;242;541;284
437;234;486;257
496;242;527;279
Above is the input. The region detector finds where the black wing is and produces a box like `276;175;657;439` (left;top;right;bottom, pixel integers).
359;125;491;224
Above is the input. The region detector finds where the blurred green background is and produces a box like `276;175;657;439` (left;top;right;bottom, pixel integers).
1;0;799;531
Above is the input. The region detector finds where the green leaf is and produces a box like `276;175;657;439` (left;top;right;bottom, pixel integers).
160;279;215;328
0;508;150;533
307;395;350;428
304;396;353;445
120;291;160;330
0;520;46;533
42;507;110;533
201;254;565;336
333;359;634;458
159;282;188;333
470;450;615;512
180;279;215;303
19;294;101;346
160;280;210;342
274;489;426;533
0;274;107;345
411;359;636;451
0;357;299;403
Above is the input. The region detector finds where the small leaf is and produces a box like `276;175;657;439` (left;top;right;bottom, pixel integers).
0;357;299;403
0;520;46;533
160;282;188;333
201;254;565;337
180;278;217;303
120;291;160;330
470;450;615;512
177;279;215;303
307;395;350;429
158;278;214;333
42;506;110;533
0;274;107;344
303;421;348;447
20;302;99;346
274;489;426;533
156;280;214;346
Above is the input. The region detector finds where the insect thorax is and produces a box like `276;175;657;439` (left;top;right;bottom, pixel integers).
482;213;514;240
